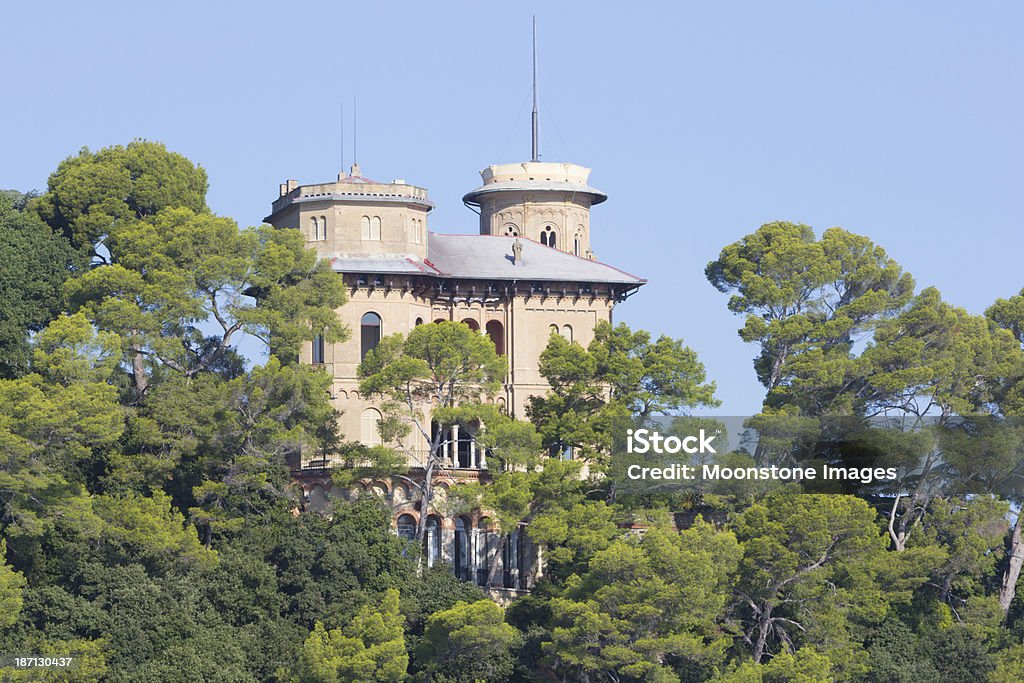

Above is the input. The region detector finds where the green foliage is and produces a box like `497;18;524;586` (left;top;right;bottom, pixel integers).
416;599;521;683
360;321;506;407
359;320;521;550
529;321;717;464
921;624;994;682
0;538;26;629
543;521;741;682
909;497;1007;606
732;495;893;667
862;286;1021;418
65;207;347;389
990;643;1024;683
296;589;407;683
527;498;622;578
12;145;1024;682
0;193;79;378
34;140;208;253
706;222;914;413
712;647;833;682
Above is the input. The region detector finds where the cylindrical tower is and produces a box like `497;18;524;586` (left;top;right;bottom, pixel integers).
462;161;606;259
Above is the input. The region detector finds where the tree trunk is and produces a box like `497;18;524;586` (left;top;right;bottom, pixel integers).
753;605;773;664
414;453;437;576
888;494;907;551
131;343;148;396
1000;512;1024;615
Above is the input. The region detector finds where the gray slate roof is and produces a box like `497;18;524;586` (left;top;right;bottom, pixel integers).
328;233;644;285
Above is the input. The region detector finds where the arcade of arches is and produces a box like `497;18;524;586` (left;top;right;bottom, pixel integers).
302;476;538;592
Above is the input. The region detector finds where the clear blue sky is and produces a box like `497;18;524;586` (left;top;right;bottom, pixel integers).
2;2;1021;414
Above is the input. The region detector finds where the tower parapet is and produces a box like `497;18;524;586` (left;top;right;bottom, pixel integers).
462;161;606;259
265;165;433;259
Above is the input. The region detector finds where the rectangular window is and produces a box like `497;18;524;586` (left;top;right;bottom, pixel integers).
312;334;325;364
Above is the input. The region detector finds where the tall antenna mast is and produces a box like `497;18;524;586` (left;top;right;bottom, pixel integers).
353;95;358;167
531;15;540;162
340;102;345;172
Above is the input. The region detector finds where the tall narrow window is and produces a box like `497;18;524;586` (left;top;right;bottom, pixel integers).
485;320;504;355
361;312;382;360
477;517;495;586
455;517;471;581
360;408;382;446
370;216;382;240
361;216;371;240
541;226;556;248
426;516;441;567
312;334;325;364
455;424;474;468
362;409;382;446
319;215;327;240
503;529;520;588
562;325;573;343
574;233;582;256
310;216;319;241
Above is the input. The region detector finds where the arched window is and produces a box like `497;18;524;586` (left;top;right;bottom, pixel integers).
461;318;479;332
360;408;382;446
454;517;471;581
361;312;382;360
485;320;504;355
434;318;446;324
503;223;519;237
562;325;573;343
549;324;559;337
360;216;371;240
311;334;325;364
396;514;416;541
574;232;583;256
541;226;556;248
415;317;424;326
477;517;495;586
311;218;327;241
426;516;441;567
370;216;382;240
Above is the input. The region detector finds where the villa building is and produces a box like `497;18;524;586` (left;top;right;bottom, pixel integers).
265;156;644;596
